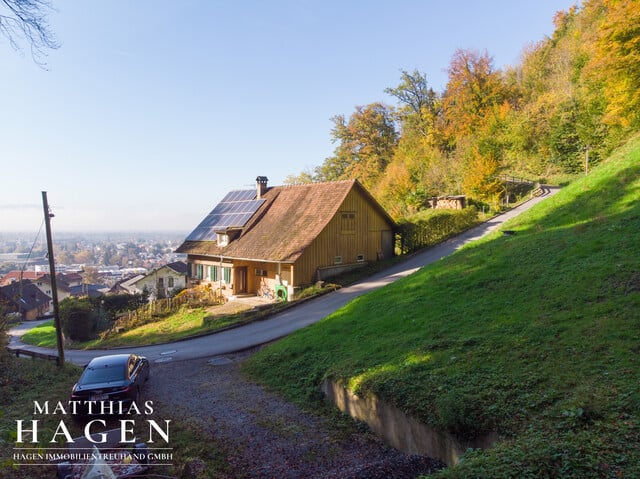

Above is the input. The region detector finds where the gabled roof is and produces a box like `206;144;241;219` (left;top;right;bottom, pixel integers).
0;281;51;313
39;273;71;293
0;270;47;286
165;261;188;274
69;284;108;298
176;180;395;263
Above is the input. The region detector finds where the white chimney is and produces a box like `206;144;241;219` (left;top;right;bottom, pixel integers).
256;176;268;199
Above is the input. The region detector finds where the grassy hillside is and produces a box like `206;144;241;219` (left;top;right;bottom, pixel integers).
244;134;640;478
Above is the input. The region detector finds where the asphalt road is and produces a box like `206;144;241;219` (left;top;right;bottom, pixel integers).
7;187;559;366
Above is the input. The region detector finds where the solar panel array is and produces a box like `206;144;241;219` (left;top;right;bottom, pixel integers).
185;190;265;241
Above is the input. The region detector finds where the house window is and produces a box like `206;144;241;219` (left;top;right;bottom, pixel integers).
158;277;164;287
334;256;343;265
196;264;204;280
356;254;365;262
341;212;356;234
210;266;218;281
223;267;231;284
255;269;268;277
168;277;174;288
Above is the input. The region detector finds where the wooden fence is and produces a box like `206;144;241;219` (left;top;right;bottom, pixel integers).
7;346;58;362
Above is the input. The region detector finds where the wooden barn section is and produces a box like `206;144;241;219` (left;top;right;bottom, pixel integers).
176;177;396;300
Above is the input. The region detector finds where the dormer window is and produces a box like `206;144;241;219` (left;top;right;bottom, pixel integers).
217;233;228;246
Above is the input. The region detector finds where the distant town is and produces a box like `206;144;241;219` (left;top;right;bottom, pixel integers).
0;231;186;278
0;232;189;320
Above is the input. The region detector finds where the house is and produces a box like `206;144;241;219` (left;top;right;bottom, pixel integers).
0;271;71;314
68;283;109;298
176;177;396;300
0;270;47;287
33;274;71;313
108;274;147;295
118;261;187;299
0;281;51;320
58;272;83;287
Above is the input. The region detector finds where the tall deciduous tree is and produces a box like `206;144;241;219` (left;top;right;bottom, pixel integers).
584;0;640;130
317;103;398;190
442;49;507;146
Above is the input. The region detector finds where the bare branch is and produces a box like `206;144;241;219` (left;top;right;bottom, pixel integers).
0;0;59;67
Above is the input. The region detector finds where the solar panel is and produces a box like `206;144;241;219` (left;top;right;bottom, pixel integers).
185;190;265;242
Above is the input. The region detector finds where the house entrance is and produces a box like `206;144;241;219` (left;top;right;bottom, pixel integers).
235;267;247;294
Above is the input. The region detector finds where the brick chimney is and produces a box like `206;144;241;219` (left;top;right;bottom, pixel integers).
256;176;268;199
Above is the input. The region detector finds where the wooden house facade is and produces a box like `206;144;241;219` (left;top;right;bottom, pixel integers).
176;177;396;300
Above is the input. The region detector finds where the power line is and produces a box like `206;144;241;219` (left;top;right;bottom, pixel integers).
17;219;45;297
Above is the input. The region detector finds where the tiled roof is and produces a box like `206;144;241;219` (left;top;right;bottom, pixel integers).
0;281;50;313
0;271;46;286
165;261;188;274
40;273;71;292
176;180;394;262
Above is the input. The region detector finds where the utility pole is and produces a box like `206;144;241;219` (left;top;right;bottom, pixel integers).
42;191;65;367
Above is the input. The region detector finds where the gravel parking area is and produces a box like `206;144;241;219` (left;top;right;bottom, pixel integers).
149;348;445;478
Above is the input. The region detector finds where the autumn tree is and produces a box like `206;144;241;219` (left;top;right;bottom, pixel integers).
316;102;398;191
442;49;508;146
285;1;640;219
384;69;441;140
584;0;640;131
0;0;59;66
283;169;315;185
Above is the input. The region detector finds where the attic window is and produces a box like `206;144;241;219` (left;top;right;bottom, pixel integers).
217;233;228;246
341;212;356;234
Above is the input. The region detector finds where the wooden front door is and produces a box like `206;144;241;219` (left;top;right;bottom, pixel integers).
235;266;247;294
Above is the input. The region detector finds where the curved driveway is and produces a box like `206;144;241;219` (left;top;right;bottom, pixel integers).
8;187;558;366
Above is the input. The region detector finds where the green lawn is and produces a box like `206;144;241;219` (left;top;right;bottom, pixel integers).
19;320;58;348
243;134;640;478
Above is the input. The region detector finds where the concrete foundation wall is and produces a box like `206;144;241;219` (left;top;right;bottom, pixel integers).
322;378;497;466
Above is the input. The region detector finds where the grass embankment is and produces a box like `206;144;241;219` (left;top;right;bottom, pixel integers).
0;350;228;478
244;135;640;478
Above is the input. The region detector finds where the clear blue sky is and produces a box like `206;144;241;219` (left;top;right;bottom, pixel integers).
1;0;577;234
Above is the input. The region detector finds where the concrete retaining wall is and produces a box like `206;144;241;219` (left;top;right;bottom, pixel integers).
322;378;497;466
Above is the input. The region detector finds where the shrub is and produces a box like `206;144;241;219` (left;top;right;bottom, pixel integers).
397;207;479;254
60;297;103;341
95;292;148;320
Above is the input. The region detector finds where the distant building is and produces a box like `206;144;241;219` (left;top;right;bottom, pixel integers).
0;282;51;320
69;283;109;298
1;271;71;314
114;261;187;299
0;270;47;286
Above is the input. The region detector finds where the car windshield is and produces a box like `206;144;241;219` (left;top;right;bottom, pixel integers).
81;365;126;384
